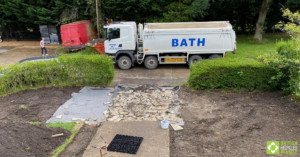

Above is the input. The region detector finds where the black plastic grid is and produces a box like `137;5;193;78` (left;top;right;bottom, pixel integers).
107;134;143;154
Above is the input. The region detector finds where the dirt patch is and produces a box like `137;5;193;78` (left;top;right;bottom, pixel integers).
0;122;69;157
0;87;80;157
171;86;300;156
59;125;98;157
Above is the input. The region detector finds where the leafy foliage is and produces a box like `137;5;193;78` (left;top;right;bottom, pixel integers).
1;0;300;38
0;55;115;95
276;8;300;41
188;58;277;90
276;39;300;59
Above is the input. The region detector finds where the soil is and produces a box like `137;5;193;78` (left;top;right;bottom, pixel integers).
171;86;300;156
59;125;98;157
0;87;80;157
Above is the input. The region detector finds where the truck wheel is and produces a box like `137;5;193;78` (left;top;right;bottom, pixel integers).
144;56;158;70
209;54;222;59
118;56;132;70
188;55;202;67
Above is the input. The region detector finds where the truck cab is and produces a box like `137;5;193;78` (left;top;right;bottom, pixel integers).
104;22;137;69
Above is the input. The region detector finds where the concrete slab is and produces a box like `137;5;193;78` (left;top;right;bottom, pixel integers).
83;121;169;157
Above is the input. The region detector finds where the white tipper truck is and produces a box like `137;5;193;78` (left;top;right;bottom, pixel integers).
104;21;236;70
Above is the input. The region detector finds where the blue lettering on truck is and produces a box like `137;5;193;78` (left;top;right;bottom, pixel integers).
172;38;205;47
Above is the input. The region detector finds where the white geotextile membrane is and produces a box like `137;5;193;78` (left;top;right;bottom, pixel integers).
46;86;112;124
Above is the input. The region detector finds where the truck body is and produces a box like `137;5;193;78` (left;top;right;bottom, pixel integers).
61;20;96;51
104;21;236;69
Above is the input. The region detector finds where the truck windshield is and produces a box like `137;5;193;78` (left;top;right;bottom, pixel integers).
107;28;120;40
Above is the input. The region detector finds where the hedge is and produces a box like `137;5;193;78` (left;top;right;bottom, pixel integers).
0;55;114;95
289;61;300;97
188;58;278;90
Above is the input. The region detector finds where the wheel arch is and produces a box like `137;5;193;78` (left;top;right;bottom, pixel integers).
115;50;135;66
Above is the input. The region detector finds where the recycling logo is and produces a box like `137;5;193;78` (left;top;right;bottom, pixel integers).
267;141;280;155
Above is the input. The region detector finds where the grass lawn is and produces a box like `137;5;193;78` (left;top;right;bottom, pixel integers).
226;35;289;59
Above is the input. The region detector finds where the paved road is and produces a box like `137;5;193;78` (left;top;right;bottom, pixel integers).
113;64;190;86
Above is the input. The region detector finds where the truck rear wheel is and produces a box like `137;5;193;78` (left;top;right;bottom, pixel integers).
144;56;158;70
188;55;202;67
118;56;132;70
209;54;222;59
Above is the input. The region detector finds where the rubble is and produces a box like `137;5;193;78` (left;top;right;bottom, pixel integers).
104;88;186;125
170;124;183;131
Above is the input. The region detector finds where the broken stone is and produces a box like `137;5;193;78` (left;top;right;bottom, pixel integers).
120;111;129;115
103;110;109;115
104;102;110;105
64;105;69;109
56;115;62;119
107;115;119;121
170;124;183;131
114;118;122;122
72;118;82;121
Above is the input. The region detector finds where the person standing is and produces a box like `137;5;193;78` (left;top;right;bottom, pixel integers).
40;38;48;56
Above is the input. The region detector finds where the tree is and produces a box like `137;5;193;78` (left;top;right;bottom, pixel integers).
254;0;272;41
277;9;300;41
160;0;210;22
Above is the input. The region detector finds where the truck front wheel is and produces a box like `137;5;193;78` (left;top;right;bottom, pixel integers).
188;55;202;67
144;56;158;70
118;56;132;70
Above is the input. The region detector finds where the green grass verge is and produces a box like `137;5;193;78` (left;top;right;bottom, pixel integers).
46;122;76;131
46;122;80;157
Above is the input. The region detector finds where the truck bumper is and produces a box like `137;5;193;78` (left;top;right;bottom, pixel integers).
105;53;116;63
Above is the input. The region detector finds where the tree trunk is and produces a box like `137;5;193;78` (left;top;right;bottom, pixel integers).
95;0;100;39
254;0;272;41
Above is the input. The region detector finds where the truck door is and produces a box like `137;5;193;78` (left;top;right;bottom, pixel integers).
105;28;122;53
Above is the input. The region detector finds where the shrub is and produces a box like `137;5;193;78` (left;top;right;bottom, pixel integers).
260;54;300;96
276;39;300;59
188;58;277;90
289;61;300;97
0;55;114;95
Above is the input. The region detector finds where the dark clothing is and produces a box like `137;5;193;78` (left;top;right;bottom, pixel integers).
41;47;47;55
